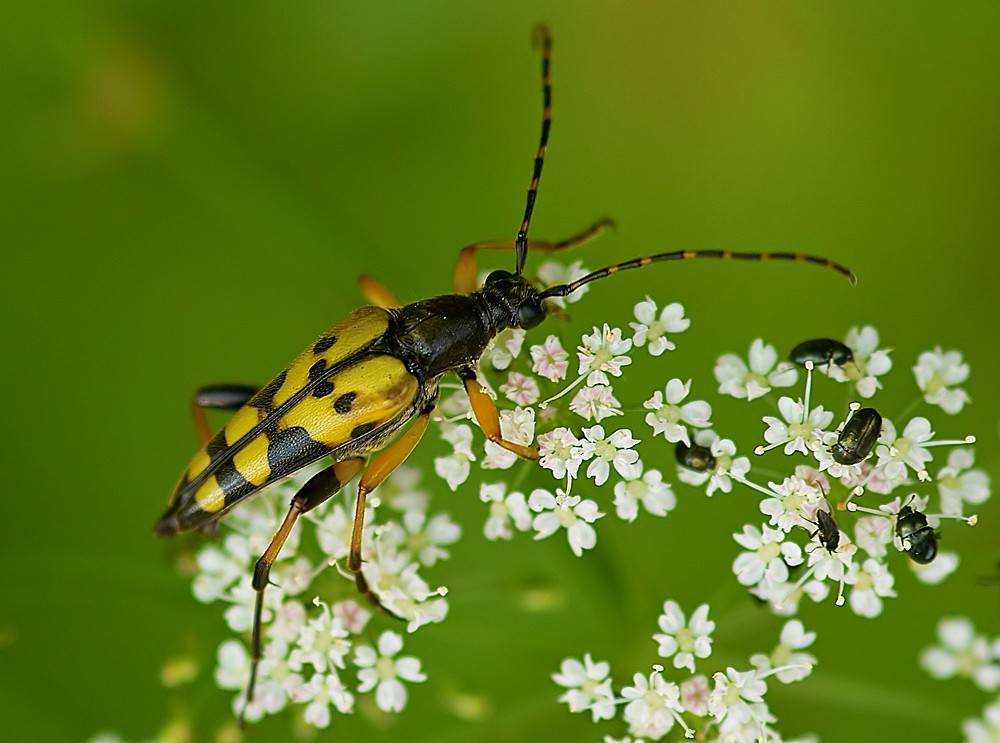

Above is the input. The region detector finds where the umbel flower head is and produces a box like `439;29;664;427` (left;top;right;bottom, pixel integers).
95;255;990;742
700;325;986;620
553;600;815;741
921;616;1000;741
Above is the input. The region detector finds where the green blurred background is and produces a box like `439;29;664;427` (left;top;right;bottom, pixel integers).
3;2;999;741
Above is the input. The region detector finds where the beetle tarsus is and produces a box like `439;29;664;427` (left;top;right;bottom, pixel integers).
239;586;266;728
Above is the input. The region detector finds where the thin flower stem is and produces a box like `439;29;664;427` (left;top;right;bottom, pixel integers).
892;396;923;425
754;441;786;456
847;503;888;517
922;436;976;447
925;512;978;526
778;564;818;609
731;474;776;499
755;663;813;682
538;373;588;408
803;361;814;420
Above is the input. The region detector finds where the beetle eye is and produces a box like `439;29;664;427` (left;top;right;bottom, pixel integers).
486;269;512;284
517;302;545;329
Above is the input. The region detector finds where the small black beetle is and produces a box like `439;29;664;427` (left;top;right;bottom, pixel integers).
896;506;938;564
789;338;853;368
807;508;841;553
675;441;716;472
831;406;882;465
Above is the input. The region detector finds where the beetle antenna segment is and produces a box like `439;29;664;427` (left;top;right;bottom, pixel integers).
514;24;553;277
538;249;858;298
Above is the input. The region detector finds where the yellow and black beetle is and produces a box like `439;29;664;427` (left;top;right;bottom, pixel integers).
154;26;855;722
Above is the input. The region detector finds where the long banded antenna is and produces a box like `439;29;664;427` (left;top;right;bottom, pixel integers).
538;249;857;298
515;24;553;276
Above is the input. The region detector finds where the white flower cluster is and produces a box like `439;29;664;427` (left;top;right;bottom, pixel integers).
921;616;1000;742
433;296;698;557
703;329;988;619
193;464;447;725
553;600;818;741
94;257;990;743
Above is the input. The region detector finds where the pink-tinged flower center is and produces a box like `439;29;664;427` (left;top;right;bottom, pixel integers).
682;680;708;713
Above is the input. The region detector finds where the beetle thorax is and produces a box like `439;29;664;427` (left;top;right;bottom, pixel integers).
388;274;547;382
391;295;499;379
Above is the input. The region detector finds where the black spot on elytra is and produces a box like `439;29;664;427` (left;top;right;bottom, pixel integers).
313;334;338;354
312;380;335;398
351;421;378;438
214;459;251;500
206;431;229;460
334;392;357;414
253;371;286;411
308;359;328;381
265;426;329;480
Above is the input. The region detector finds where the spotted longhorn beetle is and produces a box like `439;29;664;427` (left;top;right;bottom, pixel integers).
154;26;856;723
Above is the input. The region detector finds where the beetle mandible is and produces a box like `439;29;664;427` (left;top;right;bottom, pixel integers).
153;26;856;722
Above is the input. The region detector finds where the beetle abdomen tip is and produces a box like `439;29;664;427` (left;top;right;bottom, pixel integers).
153;512;180;537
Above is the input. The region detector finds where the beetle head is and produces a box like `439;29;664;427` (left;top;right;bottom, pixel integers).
483;269;547;330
